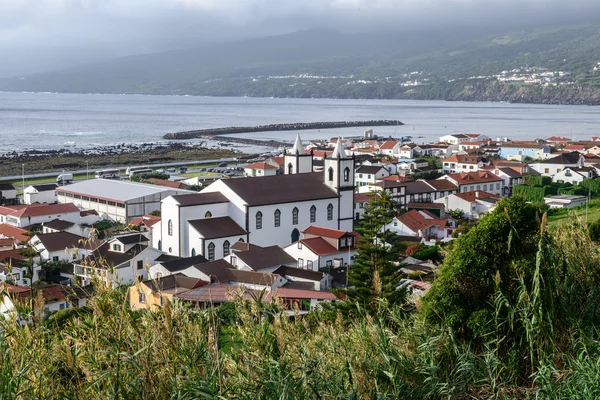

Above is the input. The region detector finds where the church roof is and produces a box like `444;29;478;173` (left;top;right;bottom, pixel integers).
290;134;305;154
220;173;338;206
189;217;247;239
331;137;347;159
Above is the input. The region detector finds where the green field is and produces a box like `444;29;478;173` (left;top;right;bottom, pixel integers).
547;204;600;226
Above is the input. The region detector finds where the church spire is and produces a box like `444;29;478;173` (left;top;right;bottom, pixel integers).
291;134;304;155
331;137;347;159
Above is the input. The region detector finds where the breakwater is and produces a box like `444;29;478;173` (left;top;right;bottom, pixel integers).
163;120;404;140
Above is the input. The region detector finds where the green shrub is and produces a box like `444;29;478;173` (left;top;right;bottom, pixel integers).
412;245;439;260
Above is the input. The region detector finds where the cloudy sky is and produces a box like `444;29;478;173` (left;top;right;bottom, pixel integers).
1;0;599;77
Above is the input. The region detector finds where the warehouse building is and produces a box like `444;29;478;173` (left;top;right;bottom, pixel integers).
56;179;194;222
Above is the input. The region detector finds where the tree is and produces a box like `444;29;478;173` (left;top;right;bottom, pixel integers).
448;209;464;219
341;193;405;315
421;196;543;333
149;210;161;217
588;219;600;241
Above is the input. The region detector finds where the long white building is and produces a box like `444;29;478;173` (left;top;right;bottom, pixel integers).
158;137;355;259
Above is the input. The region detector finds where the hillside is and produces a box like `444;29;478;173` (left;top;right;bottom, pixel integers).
4;23;600;104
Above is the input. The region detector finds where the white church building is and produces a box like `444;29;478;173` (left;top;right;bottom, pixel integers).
158;136;355;260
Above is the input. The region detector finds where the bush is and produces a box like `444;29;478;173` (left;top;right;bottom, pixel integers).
412;246;439;261
406;244;425;256
524;175;552;187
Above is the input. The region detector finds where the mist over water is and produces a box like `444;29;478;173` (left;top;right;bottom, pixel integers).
2;91;600;153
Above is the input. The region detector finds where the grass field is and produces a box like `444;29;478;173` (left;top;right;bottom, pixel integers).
547;203;600;226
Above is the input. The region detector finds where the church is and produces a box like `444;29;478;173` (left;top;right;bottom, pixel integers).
158;136;355;260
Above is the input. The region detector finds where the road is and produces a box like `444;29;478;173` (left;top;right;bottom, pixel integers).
0;157;241;183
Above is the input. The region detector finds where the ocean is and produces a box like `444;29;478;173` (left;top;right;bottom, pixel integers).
1;91;600;153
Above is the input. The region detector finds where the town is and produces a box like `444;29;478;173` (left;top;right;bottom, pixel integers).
0;128;597;319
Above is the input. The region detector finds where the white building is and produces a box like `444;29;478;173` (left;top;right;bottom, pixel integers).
552;167;596;185
434;190;501;220
30;231;96;263
0;184;17;206
440;134;470;145
283;225;358;271
56;179;194;222
355;165;390;187
530;152;585;177
439;172;504;196
159;137;355;257
23;184;58;205
544;195;587;209
386;210;453;240
0;203;80;228
379;140;401;157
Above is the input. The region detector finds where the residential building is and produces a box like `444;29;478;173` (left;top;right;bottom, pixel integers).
377;179;458;208
148;254;208;279
552;167;597;185
0;203;80;228
0;261;41;286
529;152;585;177
41;219;93;237
244;161;279;177
145;178;190;190
379;140;401;156
0;184;17;206
442;154;490;173
354;192;371;220
56;179;194;222
406;202;445;218
225;241;296;273
440;134;469;145
398;144;414;159
24;184;59;205
439;172;504;195
283;225;358;272
434;190;502;220
498;142;546;160
386;210;453;240
129;273;206;311
355;165;390;187
30;231;97;263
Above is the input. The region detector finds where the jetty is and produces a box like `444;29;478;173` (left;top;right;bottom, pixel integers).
163;120;404;140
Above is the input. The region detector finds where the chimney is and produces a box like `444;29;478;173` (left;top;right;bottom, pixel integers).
475;191;480;199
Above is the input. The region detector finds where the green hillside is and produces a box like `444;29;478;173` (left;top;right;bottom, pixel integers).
3;23;600;103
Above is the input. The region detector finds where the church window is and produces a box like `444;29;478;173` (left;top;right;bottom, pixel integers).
157;240;162;251
310;205;316;223
256;211;263;230
205;211;212;218
191;248;196;257
344;167;350;182
327;204;334;221
223;240;230;256
167;220;173;236
207;242;215;261
288;163;293;174
274;209;281;227
292;207;299;225
328;167;334;182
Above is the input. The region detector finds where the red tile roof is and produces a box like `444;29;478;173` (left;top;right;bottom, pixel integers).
298;237;339;256
129;214;161;228
380;140;400;150
564;144;586;151
380;175;414;182
145;178;189;189
407;202;444;209
454;190;502;202
354;193;371;203
245;161;278;170
268;156;284;166
302;225;348;239
443;154;484;164
0;250;27;263
444;171;502;185
397;210;447;233
0;224;29;242
0;203;79;219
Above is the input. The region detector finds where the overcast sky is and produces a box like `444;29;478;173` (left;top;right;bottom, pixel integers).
1;0;600;77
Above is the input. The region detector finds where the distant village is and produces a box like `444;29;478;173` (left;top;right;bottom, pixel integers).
0;128;597;320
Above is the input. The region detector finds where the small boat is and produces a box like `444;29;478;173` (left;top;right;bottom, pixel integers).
64;141;76;147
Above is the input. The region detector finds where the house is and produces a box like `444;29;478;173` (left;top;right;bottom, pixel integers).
225;241;296;273
0;260;41;286
30;231;95;263
544;195;587;209
464;133;491;142
379;140;401;156
490;167;525;196
530;152;585;177
398;144;414;159
129;214;162;249
38;284;70;314
552;167;597;185
584;145;600;156
434;191;502;220
439;172;504;195
498;142;546;160
161;138;355;255
23;183;58;204
440;134;469;145
442;154;490;173
0;203;80;228
60;284;95;308
545;136;571;145
148;254;209;279
145;178;190;190
129;273;207;311
563;144;587;153
73;233;162;287
244;161;279;177
41;218;93;238
376;179;459;208
0;184;17;206
354;192;371;221
283;225;358;272
386;210;453;240
355;165;390;187
271;266;328;291
406;202;445;218
0;224;29;246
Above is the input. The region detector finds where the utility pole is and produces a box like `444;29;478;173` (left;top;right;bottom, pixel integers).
21;164;24;203
587;187;591;223
86;161;89;180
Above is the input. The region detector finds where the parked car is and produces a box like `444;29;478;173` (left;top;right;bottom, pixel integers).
179;167;188;173
218;162;227;167
167;168;176;172
199;167;206;172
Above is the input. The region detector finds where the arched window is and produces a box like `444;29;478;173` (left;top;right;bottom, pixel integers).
223;240;230;256
344;167;350;182
168;247;172;254
191;248;196;257
256;211;263;229
157;240;162;251
310;205;317;223
328;167;334;182
327;203;334;221
274;209;281;227
207;242;215;261
288;163;293;174
292;207;299;225
167;220;173;236
205;211;212;218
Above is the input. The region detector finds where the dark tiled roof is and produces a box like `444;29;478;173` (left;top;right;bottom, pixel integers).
219;172;338;206
356;165;385;174
81;243;147;269
404;181;436;195
160;255;209;272
43;219;75;231
497;168;522;178
407;202;444;209
423;179;458;191
0;184;15;191
189;217;246;239
172;192;229;206
155;254;180;262
34;232;85;252
272;266;324;281
537;151;582;165
235;245;296;270
141;273;206;293
32;183;58;192
193;260;276;285
113;233;149;245
302;225;349;239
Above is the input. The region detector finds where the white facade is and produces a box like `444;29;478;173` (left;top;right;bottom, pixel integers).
434;193;498;220
355;166;390;187
552;168;592;185
23;186;57;205
544;195;587;209
283;242;356;272
440;135;469;145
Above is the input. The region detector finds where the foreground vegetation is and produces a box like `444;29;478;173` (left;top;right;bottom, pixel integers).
3;197;600;398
